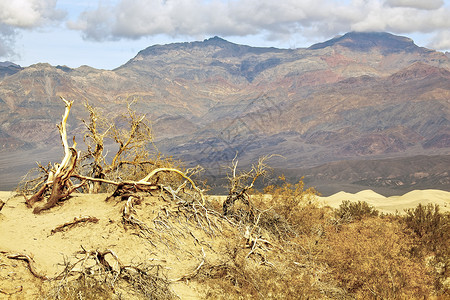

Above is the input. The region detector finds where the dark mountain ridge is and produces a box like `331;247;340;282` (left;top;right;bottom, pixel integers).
0;32;449;193
0;61;23;77
133;36;286;59
309;31;429;54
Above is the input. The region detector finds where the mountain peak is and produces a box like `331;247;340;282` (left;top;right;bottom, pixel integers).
309;32;427;54
203;36;229;44
134;36;237;58
0;61;20;68
126;36;285;66
0;61;23;77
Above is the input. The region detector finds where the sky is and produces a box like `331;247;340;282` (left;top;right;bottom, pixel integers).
1;0;450;70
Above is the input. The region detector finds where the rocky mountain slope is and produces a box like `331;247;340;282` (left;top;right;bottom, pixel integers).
0;32;449;192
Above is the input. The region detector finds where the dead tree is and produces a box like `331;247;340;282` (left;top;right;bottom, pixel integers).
24;97;205;213
81;102;109;193
81;100;155;193
222;155;272;216
25;97;85;214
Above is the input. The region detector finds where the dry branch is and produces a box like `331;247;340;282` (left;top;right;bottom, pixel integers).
82;102;109;193
139;167;205;205
80;99;154;193
7;253;49;280
67;247;173;298
50;216;99;235
76;248;124;273
73;167;203;204
223;155;273;215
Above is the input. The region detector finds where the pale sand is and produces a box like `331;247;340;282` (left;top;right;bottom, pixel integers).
317;189;450;214
0;191;14;200
0;192;221;298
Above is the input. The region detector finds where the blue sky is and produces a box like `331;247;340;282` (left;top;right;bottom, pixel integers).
1;0;450;70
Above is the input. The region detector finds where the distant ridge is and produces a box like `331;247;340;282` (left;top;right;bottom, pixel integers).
288;155;450;196
126;36;286;67
0;61;20;68
0;32;449;193
309;31;428;54
0;61;22;77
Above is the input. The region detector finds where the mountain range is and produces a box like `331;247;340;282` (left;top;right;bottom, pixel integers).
0;32;449;194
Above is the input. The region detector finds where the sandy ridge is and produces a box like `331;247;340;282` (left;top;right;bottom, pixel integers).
317;189;450;213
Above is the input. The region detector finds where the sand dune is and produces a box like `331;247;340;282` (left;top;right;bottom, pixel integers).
318;189;450;214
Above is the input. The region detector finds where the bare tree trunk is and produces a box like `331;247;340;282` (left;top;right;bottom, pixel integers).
28;97;81;214
33;149;79;213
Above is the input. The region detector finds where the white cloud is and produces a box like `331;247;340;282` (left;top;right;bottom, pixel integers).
385;0;444;10
67;4;117;41
429;30;450;50
351;3;450;34
68;0;349;41
0;0;65;59
0;0;65;28
0;24;16;57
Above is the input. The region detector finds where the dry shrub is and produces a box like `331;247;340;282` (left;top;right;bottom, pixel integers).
49;274;114;300
196;176;334;299
319;217;433;299
118;266;173;300
252;176;324;237
205;196;224;213
262;176;319;221
334;200;379;222
198;234;323;299
51;271;174;300
202;262;321;300
403;204;449;254
402;204;449;295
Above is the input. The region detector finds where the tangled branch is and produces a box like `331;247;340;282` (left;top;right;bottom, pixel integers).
223;154;273;216
23;97;205;213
